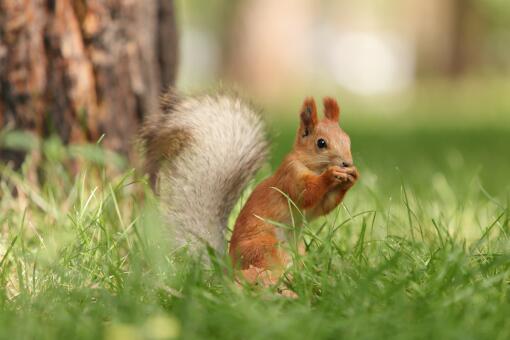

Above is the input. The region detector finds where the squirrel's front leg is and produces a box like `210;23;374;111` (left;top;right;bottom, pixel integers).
299;166;346;210
314;166;359;216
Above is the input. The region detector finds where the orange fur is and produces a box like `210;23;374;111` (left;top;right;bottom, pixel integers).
230;97;359;282
323;97;340;121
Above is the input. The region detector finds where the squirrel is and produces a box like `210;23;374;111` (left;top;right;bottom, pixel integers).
140;89;358;287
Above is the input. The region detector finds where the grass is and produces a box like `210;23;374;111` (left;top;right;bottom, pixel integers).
1;105;510;339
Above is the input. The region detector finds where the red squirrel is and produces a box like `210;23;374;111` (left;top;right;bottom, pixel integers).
230;97;358;286
141;90;358;291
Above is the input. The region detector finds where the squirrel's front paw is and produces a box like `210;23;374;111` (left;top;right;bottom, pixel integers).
340;166;359;189
324;166;345;183
326;166;359;189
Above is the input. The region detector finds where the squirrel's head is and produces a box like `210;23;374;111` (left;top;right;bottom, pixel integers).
294;97;353;173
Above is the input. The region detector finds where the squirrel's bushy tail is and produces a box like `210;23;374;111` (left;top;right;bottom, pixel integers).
141;89;268;254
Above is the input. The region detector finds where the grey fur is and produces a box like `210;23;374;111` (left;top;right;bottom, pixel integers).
142;90;268;255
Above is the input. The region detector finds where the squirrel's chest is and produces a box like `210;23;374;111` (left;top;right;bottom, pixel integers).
308;188;344;219
322;189;340;206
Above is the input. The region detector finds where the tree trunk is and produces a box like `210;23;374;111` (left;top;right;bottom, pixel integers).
447;0;482;77
0;0;178;164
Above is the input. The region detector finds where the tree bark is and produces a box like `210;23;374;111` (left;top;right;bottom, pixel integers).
0;0;178;164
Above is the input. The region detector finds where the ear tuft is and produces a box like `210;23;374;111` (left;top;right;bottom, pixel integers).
300;97;318;137
323;97;340;121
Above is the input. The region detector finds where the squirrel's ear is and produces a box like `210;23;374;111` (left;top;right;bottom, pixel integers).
300;97;318;137
323;97;340;122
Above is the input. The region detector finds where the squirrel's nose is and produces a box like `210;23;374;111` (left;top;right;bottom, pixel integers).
341;161;352;168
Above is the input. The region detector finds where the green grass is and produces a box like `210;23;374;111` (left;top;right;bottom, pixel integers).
1;114;510;339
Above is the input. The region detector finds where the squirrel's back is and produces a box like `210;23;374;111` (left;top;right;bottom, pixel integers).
141;89;268;254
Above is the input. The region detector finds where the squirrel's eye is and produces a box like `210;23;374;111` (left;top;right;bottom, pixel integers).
317;138;327;149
